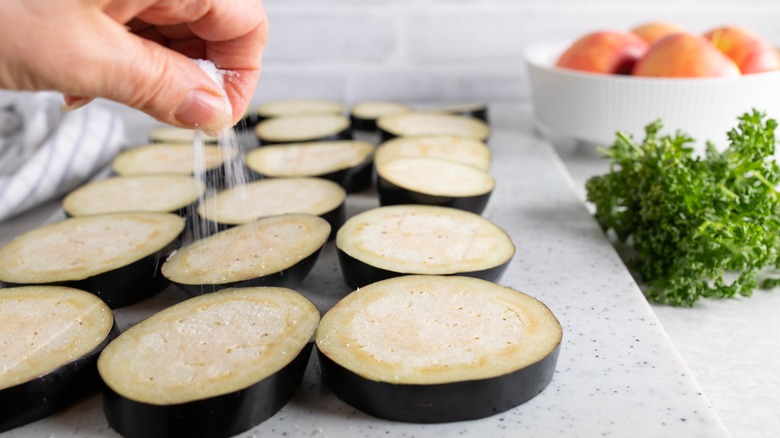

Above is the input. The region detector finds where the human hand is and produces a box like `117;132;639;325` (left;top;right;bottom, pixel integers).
0;0;268;132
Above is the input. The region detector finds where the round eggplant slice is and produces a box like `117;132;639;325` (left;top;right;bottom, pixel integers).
195;178;346;237
111;143;240;188
376;113;490;143
244;141;374;192
316;275;562;423
255;114;352;145
162;213;330;295
350;101;414;133
376;157;495;214
98;287;320;438
148;126;220;144
375;135;492;171
0;286;118;433
336;205;514;288
0;213;185;308
256;98;344;120
422;102;489;123
62;175;206;217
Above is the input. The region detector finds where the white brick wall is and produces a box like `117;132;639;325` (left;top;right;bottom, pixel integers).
253;0;780;106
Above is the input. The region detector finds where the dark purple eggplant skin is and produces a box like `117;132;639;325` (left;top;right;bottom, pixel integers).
102;343;313;438
0;321;120;433
336;249;511;290
172;244;326;297
376;175;492;215
0;233;182;310
245;159;373;194
194;203;345;241
257;127;352;147
317;342;559;423
350;115;380;133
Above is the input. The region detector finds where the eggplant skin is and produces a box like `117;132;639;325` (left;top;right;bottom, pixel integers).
0;321;120;433
317;343;559;423
337;249;511;289
196;204;346;241
376;175;492;214
172;245;325;297
102;343;313;438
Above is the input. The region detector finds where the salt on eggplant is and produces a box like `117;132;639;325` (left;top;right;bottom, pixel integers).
375;135;492;171
244;141;375;193
195;178;346;238
0;286;118;433
375;157;495;214
162;213;330;296
255;114;352;145
336;205;514;288
98;287;320;438
0;213;185;308
62;175;205;218
376;112;490;143
241;98;345;128
111;143;239;189
316;275;561;423
350;101;413;133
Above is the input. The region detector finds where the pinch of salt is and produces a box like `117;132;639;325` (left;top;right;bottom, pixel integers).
193;59;232;115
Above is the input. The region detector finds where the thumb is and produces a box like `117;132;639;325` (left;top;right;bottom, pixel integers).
90;32;232;132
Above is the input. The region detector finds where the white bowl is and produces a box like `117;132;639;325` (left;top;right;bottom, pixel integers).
524;40;780;150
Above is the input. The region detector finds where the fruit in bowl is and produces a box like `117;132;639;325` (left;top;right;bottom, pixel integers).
554;31;648;74
632;33;741;78
630;21;685;45
705;25;780;74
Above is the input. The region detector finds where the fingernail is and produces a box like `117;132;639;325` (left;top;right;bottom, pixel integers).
61;97;93;112
174;90;231;132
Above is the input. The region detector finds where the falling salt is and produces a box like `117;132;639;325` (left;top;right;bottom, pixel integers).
186;59;253;243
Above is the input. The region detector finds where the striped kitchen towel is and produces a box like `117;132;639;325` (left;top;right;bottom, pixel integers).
0;92;127;222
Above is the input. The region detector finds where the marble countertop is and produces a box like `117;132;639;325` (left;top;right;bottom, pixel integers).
1;102;766;437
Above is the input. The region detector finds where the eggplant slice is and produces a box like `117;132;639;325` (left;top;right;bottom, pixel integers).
111;143;240;188
376;113;490;142
162;213;330;295
376;157;495;214
63;175;206;217
316;275;561;423
148;127;220;144
0;213;185;308
255;98;344;121
350;101;414;133
244;141;374;192
375;135;492;171
98;287;320;438
0;286;118;432
195;177;346;236
336;205;514;288
255;114;352;145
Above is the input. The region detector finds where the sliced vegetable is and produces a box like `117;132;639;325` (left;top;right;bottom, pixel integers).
0;286;118;432
63;175;205;217
0;213;185;308
336;205;514;288
422;102;489;123
350;101;414;133
99;287;319;438
375;135;492;171
255;114;351;145
376;157;495;214
316;275;561;423
162;213;330;295
148;127;220;144
195;178;346;237
376;113;490;143
244;141;374;192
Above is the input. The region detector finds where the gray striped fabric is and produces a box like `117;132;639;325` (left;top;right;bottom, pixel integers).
0;92;127;221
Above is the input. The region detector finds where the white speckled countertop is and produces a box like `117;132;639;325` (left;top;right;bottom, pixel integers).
0;103;735;437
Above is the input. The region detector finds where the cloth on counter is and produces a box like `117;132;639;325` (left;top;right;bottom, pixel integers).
0;92;127;222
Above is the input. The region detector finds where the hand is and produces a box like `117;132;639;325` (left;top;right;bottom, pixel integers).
0;0;268;132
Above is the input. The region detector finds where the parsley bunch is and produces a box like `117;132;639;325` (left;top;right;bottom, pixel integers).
586;110;780;307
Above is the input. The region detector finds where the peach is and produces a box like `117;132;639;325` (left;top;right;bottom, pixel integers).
555;31;649;75
704;25;780;74
631;21;686;45
632;32;741;78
